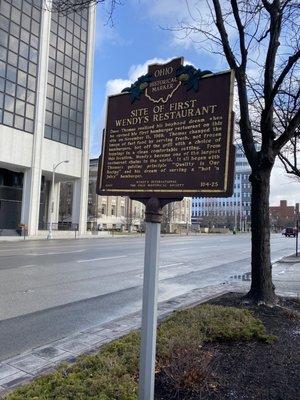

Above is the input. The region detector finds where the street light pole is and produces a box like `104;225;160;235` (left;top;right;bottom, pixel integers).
47;160;69;240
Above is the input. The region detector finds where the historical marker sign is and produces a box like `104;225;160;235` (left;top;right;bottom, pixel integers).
97;57;235;198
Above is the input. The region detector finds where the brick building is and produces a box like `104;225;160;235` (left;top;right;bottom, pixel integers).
270;200;299;231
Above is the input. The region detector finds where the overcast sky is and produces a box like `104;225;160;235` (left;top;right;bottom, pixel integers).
90;0;299;206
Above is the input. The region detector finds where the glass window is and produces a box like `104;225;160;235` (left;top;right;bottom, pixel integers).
0;77;5;91
75;136;82;148
47;85;54;99
61;116;68;131
28;62;36;76
11;9;21;25
17;70;27;86
4;95;15;112
54;88;62;102
22;1;31;16
18;57;28;72
52;128;60;141
16;85;26;100
15;99;25;116
5;81;16;96
29;47;38;63
48;72;55;86
30;34;39;49
26;90;35;104
0;16;9;32
62;105;68;117
21;13;30;30
31;20;39;36
14;115;24;130
68;134;75;146
19;41;29;58
70;84;77;96
56;50;64;64
55;76;63;89
32;7;40;22
46;98;53;112
53;114;61;129
45;111;52;125
0;46;7;62
0;61;5;78
7;50;17;65
60;132;68;144
3;111;13;125
27;75;35;91
8;35;18;52
44;125;52;139
25;103;34;119
54;101;61;114
24;118;33;132
62;92;69;105
10;22;20;38
6;65;17;82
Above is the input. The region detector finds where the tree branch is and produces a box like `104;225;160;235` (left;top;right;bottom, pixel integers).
230;0;247;69
273;108;300;152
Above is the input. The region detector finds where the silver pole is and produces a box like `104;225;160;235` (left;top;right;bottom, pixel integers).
139;221;160;400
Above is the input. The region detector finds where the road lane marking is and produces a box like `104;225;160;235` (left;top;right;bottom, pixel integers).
161;263;184;268
26;249;86;256
77;255;127;263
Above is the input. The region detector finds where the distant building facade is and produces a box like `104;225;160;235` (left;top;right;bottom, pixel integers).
88;158;145;231
0;1;95;236
270;200;299;231
162;198;191;233
191;146;252;230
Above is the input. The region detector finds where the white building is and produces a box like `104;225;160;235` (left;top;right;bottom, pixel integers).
0;1;95;237
192;146;252;230
88;158;145;231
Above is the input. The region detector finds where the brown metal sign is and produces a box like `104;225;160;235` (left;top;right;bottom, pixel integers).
97;57;235;198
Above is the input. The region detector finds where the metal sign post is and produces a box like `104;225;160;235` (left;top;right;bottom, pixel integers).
138;197;180;400
96;58;236;400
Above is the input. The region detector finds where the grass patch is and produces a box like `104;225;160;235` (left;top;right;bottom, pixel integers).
4;304;274;400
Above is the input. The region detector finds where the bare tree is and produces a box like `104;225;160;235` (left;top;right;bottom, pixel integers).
171;0;300;304
46;0;120;17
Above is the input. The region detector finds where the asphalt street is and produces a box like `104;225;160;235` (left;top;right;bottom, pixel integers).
0;233;296;361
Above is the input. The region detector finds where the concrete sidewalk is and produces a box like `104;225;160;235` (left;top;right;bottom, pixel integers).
0;256;299;397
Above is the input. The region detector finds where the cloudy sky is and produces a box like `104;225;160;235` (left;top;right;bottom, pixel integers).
90;0;299;206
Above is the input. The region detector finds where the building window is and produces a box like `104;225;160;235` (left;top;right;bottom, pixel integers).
45;9;88;148
0;0;41;133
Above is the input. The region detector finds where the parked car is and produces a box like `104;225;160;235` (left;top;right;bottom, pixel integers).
282;227;298;237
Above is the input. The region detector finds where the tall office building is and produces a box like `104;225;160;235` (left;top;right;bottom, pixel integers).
192;146;252;230
0;0;95;236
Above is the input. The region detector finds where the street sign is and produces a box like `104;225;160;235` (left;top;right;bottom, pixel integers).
96;57;235;400
97;57;235;198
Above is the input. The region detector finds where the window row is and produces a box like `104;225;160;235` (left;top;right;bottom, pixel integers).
45;112;83;133
0;16;40;50
49;35;86;64
48;60;85;87
48;48;86;76
46;85;85;105
0;80;36;104
0;63;37;90
0;109;34;133
46;98;84;117
1;0;41;22
51;18;87;43
0;47;38;77
0;33;39;62
0;8;40;36
44;126;82;149
0;92;35;118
